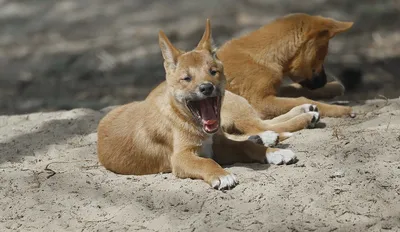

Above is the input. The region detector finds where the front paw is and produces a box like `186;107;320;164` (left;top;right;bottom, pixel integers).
300;104;319;113
248;131;293;146
306;111;320;128
266;149;298;165
290;104;319;115
248;131;279;147
210;173;238;190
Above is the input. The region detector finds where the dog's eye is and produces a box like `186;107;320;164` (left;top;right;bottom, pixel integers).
182;76;192;82
209;68;218;76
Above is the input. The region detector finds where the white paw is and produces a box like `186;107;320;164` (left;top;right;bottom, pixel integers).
266;149;297;165
301;104;319;113
307;111;320;128
211;173;238;190
258;131;280;146
248;131;287;147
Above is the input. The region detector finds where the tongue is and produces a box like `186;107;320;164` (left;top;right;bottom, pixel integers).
199;98;218;131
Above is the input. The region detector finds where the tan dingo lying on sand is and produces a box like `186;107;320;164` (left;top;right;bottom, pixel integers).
217;13;355;119
97;20;301;190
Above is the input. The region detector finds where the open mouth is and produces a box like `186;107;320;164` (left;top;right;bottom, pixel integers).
186;96;221;134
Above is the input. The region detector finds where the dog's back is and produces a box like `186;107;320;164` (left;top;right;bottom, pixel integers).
97;83;174;175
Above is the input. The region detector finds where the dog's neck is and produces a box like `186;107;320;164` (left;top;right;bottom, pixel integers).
259;36;303;73
238;23;307;80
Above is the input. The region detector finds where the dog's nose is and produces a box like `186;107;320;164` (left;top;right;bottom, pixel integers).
199;83;215;96
299;66;327;90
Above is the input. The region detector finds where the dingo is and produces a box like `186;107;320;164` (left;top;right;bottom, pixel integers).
97;20;298;190
217;13;355;119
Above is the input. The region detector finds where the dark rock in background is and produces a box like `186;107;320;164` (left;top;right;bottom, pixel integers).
0;0;399;115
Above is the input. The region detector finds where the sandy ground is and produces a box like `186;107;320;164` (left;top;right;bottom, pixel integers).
0;98;399;232
1;1;399;231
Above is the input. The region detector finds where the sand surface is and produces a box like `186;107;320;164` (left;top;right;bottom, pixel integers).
1;99;400;232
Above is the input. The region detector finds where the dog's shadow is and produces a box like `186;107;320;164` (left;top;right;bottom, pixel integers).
276;143;290;149
223;162;271;171
314;122;327;129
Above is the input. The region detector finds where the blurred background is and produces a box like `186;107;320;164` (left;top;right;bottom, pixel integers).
0;0;399;115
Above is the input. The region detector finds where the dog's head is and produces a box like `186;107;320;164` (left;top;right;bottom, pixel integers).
286;14;353;90
158;19;225;134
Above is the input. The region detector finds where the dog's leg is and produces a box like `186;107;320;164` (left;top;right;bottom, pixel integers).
224;104;320;136
171;151;238;190
256;95;353;119
239;109;320;134
222;91;317;134
212;133;298;166
266;103;319;124
267;112;321;132
225;131;292;146
222;90;322;136
279;81;345;99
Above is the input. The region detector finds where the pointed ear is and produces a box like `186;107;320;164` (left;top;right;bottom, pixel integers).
328;20;353;38
158;30;182;66
196;19;215;52
307;17;354;40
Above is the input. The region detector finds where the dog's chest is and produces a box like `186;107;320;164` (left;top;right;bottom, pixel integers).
199;135;214;158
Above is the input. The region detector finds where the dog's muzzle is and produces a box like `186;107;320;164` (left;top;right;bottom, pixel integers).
299;66;327;90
